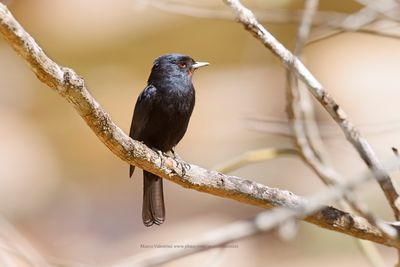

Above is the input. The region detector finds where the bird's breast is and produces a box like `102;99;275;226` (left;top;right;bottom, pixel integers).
159;85;195;113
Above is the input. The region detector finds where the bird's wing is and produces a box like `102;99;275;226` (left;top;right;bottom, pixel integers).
129;84;157;140
129;84;158;177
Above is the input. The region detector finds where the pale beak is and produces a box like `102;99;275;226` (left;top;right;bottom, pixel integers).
192;61;210;69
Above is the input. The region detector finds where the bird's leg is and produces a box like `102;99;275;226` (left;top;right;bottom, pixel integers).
170;148;178;158
170;149;191;176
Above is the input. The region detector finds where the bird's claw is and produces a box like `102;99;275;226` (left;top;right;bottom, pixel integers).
152;147;168;168
176;159;191;177
171;150;191;176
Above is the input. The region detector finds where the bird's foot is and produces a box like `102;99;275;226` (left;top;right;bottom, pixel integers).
152;147;169;168
171;150;191;176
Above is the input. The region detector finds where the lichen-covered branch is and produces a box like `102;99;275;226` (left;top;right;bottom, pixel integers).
224;0;400;220
0;2;397;250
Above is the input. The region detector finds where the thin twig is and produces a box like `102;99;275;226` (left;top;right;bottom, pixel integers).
247;117;400;140
148;0;351;26
214;148;297;173
355;0;400;22
310;6;378;43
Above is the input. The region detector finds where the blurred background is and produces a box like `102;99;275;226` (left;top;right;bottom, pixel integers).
1;0;400;266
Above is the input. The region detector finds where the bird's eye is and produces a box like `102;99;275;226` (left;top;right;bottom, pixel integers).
178;62;186;69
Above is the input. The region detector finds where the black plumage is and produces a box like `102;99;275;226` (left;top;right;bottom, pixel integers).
129;54;208;226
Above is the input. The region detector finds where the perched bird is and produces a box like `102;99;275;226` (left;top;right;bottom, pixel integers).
129;54;209;227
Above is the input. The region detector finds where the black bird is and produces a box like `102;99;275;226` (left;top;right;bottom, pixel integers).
129;54;209;227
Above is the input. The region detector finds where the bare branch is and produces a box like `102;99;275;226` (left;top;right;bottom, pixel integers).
287;0;328;172
308;0;400;44
355;0;400;22
223;0;400;220
309;5;381;44
147;0;351;26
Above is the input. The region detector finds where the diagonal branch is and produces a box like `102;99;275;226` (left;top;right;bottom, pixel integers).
0;2;397;250
224;0;400;220
355;0;400;22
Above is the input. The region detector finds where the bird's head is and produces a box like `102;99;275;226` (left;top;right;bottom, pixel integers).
148;54;209;84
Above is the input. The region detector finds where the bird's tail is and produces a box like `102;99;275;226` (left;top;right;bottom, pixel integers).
142;171;165;226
